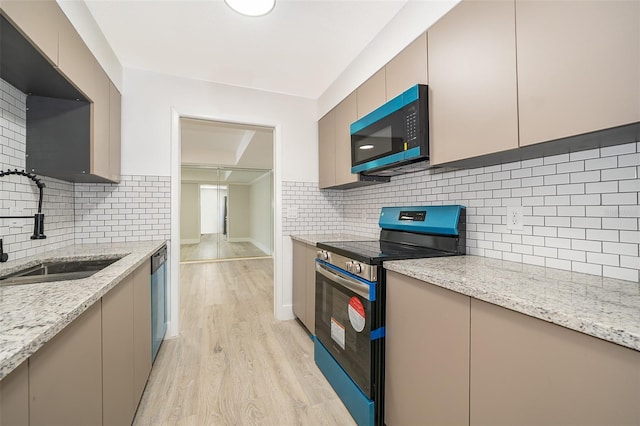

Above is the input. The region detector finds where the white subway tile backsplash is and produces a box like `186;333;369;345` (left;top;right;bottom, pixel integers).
602;217;638;231
570;170;600;183
561;226;588;242
282;122;638;283
585;156;617;171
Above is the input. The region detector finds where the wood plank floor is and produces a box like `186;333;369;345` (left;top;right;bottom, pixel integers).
181;234;269;262
133;258;355;425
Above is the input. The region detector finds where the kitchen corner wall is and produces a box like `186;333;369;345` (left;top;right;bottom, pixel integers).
283;141;640;283
0;78;171;262
0;80;75;260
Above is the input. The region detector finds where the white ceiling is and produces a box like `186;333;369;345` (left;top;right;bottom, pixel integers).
181;165;271;185
180;118;274;169
83;0;409;99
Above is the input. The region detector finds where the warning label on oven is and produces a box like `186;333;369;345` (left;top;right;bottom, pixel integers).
330;317;346;350
348;296;366;332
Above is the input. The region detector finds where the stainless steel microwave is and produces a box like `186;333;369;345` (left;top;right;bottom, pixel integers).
351;84;429;177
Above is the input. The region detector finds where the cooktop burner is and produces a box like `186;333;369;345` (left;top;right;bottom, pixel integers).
316;240;456;265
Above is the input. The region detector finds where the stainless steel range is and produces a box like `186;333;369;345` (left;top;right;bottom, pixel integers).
313;205;466;426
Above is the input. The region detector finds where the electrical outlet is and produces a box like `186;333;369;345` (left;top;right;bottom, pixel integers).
287;206;298;219
506;206;523;230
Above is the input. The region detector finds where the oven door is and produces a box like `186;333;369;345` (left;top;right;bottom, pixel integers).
315;260;377;398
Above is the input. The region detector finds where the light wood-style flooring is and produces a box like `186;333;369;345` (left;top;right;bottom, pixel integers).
133;258;355;425
180;234;269;262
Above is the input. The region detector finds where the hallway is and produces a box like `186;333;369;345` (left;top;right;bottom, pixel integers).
132;258;354;425
180;234;270;262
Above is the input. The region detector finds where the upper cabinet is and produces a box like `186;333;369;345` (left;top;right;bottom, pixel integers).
428;0;519;165
356;69;386;119
516;0;640;146
0;0;63;65
385;33;428;100
318;110;336;189
1;1;121;183
334;93;358;187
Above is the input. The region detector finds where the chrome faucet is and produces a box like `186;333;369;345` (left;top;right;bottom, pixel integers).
0;169;47;262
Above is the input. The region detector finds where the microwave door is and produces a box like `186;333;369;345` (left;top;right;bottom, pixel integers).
352;118;405;168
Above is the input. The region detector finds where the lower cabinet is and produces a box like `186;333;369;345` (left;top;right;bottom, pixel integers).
103;260;151;426
133;260;152;404
384;271;640;426
385;271;470;426
30;302;103;426
0;360;29;426
102;275;135;426
0;259;153;426
470;298;640;426
292;239;316;334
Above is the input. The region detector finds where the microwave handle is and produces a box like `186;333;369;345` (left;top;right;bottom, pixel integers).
316;262;371;300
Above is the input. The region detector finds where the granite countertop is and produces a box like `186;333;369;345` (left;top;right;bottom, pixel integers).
0;240;167;380
290;234;376;246
385;256;640;352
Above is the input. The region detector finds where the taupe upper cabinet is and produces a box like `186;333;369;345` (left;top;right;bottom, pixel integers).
0;0;63;65
356;69;386;119
386;33;428;100
318;110;336;189
334;93;359;187
516;0;640;146
2;0;121;183
428;0;519;165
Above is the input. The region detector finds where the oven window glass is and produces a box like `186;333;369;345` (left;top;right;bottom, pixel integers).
315;265;373;397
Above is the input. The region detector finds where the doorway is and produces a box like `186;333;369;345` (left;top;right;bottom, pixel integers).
180;167;273;261
179;118;274;262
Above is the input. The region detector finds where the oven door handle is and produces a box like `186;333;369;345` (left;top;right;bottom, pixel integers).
316;262;371;300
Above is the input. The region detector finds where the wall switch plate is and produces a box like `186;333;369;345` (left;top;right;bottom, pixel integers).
9;207;24;228
506;206;523;231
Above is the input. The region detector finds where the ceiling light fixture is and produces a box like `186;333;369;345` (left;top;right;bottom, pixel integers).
359;144;375;150
225;0;275;17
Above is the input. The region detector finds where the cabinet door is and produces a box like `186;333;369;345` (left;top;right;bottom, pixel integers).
334;93;358;187
428;0;518;165
356;68;386;119
516;0;640;146
109;80;122;183
0;360;29;426
58;14;111;180
385;33;428;100
304;244;317;334
103;276;135;426
318;110;336;189
292;239;307;326
470;299;640;426
0;0;63;65
29;302;102;426
133;260;152;404
385;271;470;426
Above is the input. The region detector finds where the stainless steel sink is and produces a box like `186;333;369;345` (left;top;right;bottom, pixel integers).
0;257;122;286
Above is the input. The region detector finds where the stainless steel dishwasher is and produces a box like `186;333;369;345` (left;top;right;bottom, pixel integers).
151;245;167;362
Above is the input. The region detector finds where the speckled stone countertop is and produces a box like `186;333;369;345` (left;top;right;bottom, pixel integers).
290;234;375;246
0;240;167;380
385;256;640;352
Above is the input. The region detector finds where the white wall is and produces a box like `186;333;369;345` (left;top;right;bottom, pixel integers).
200;186;226;234
318;0;460;117
228;184;250;240
57;0;123;91
249;172;273;254
122;68;317;323
180;183;200;244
